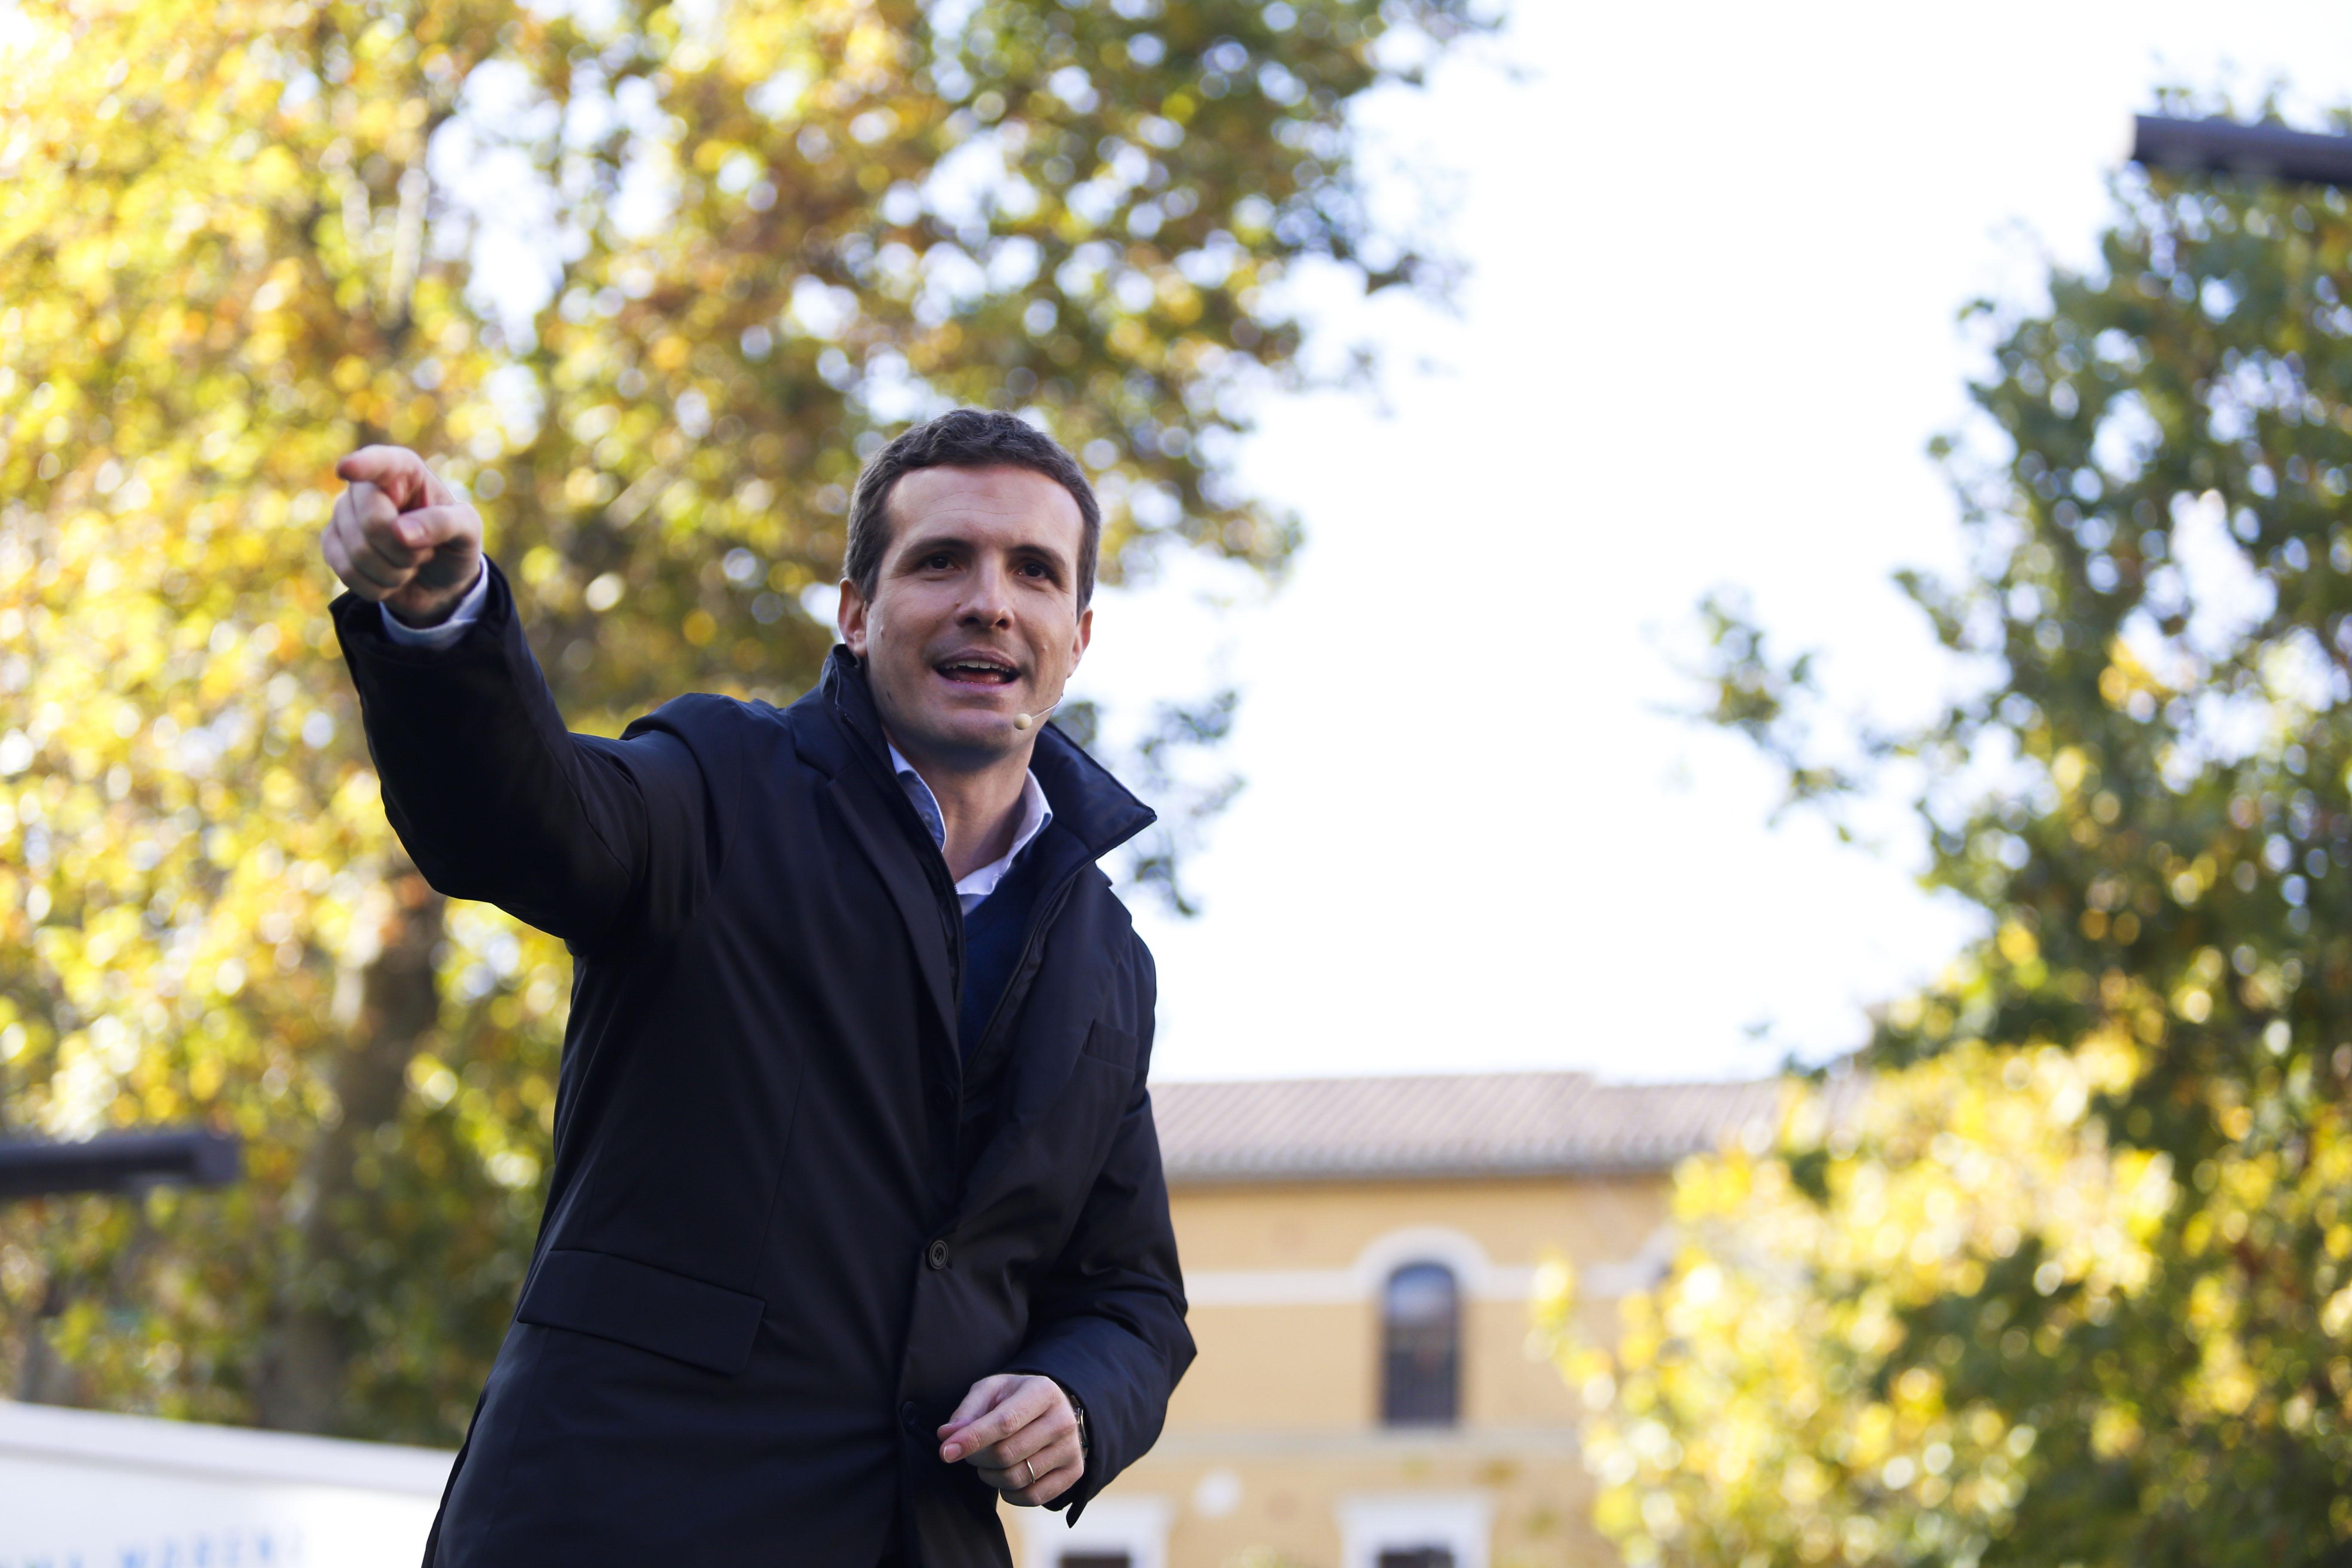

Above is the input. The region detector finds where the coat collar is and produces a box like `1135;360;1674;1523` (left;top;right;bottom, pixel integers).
813;646;1157;864
790;651;1149;1202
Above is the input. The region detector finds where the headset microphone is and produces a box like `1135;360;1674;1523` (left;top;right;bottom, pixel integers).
1012;697;1062;732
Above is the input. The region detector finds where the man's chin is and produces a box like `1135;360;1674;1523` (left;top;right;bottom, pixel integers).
885;700;1026;766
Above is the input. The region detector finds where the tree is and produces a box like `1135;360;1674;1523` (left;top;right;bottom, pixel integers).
0;0;1475;1440
1550;94;2352;1567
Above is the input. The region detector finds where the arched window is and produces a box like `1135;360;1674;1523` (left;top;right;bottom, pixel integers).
1380;1262;1460;1426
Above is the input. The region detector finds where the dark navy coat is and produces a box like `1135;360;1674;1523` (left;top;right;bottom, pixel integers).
332;562;1194;1567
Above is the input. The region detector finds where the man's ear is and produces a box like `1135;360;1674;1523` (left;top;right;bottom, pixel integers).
1070;605;1092;670
837;577;870;655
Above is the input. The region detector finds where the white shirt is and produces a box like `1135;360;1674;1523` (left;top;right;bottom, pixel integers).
378;567;491;652
887;746;1052;913
382;575;1051;911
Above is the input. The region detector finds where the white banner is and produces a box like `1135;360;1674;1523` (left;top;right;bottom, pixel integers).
0;1400;451;1568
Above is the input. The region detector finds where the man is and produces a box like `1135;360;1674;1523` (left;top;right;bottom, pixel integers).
320;408;1194;1566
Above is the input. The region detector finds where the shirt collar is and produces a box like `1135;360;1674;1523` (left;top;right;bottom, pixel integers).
887;744;1053;908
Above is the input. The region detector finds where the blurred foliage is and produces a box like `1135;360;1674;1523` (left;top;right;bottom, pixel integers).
1690;588;1853;821
1552;94;2352;1568
1126;686;1241;914
0;0;1476;1438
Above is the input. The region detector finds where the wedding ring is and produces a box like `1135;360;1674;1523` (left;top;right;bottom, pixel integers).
1023;1458;1037;1488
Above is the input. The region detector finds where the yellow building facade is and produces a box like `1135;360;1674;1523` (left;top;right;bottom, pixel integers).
1007;1072;1786;1568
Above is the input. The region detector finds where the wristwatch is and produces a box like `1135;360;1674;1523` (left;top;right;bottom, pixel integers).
1055;1380;1091;1455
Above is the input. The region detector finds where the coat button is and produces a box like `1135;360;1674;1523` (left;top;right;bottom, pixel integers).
900;1401;919;1431
925;1238;951;1271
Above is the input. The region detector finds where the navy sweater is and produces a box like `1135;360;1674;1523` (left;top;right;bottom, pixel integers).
958;845;1047;1056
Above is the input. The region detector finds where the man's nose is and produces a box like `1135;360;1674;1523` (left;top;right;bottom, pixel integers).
959;562;1015;625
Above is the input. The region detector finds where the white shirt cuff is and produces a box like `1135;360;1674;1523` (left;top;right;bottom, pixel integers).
379;566;489;651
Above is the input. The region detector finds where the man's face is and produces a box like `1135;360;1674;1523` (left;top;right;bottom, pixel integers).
838;464;1092;769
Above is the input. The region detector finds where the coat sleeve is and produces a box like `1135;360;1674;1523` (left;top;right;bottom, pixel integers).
1005;946;1195;1521
331;558;727;952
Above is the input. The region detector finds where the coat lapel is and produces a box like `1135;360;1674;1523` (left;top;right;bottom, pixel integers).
788;646;1162;1112
826;772;959;1054
786;670;960;1060
956;858;1121;1209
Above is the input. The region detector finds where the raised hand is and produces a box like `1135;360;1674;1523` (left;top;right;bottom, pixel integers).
322;445;484;627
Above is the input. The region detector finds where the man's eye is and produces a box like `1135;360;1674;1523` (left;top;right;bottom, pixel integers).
1019;561;1050;578
923;553;955;570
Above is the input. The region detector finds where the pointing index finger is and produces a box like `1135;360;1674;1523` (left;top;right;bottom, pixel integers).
336;444;434;509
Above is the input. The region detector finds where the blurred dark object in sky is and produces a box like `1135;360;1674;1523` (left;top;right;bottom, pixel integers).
0;1128;241;1202
2133;113;2352;187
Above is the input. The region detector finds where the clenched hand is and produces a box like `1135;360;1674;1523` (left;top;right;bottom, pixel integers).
937;1373;1084;1507
322;444;484;627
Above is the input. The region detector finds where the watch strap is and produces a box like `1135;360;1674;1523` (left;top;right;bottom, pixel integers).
1052;1378;1091;1455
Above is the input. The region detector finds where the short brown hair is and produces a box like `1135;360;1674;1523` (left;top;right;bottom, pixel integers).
844;409;1102;610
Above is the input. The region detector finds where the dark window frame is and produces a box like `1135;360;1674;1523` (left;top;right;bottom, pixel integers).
1377;1551;1457;1568
1379;1260;1461;1427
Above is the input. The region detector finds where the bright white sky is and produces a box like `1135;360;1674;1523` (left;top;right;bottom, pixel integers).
1081;0;2352;1084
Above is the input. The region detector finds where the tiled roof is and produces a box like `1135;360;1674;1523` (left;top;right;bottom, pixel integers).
1151;1071;1824;1183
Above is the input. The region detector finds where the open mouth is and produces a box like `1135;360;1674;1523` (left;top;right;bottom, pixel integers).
936;655;1020;687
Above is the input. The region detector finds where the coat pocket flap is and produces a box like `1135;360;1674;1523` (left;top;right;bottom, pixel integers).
517;1248;765;1375
1080;1019;1138;1068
